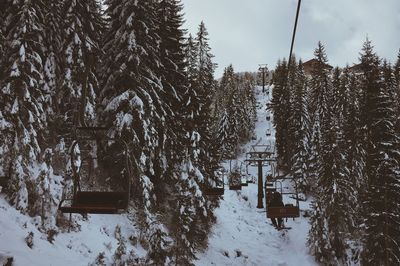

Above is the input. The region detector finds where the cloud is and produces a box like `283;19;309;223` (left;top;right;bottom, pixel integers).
182;0;400;77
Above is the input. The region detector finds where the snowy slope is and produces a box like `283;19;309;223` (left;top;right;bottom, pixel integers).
0;85;316;266
0;195;146;265
195;85;317;266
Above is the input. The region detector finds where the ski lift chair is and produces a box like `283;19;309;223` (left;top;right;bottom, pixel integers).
229;171;242;190
245;164;256;184
59;128;132;214
239;162;248;187
266;179;300;219
204;169;225;196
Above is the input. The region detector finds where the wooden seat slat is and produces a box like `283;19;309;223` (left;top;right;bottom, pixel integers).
267;206;300;218
59;205;118;214
204;187;224;196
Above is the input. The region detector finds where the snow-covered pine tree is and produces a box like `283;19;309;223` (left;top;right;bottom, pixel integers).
242;73;257;131
215;67;256;159
0;21;4;64
271;59;290;168
155;0;187;169
235;76;253;141
226;84;241;157
99;6;206;263
394;50;400;86
289;61;311;194
182;34;203;165
361;47;400;264
216;109;230;158
308;48;338;264
101;0;166;227
217;65;237;157
331;67;345;127
395;51;400;132
308;42;331;156
0;4;7;179
216;65;235;116
59;0;103;127
41;1;63;124
308;43;355;264
341;67;365;234
169;157;209;266
1;0;47;211
283;56;297;165
193;22;219;180
155;4;217;261
306;42;332;193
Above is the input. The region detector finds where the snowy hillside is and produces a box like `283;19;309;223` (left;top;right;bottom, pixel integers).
0;85;316;266
0;196;148;265
196;85;316;266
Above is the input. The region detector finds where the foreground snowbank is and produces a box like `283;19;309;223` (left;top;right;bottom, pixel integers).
0;196;146;265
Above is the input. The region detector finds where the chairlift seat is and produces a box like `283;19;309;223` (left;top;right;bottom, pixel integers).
267;205;300;218
229;184;242;190
204;187;224;196
59;191;128;214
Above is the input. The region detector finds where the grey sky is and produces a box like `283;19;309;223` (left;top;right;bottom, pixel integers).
182;0;400;78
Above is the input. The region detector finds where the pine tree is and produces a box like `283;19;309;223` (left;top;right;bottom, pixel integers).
193;22;219;180
182;34;202;163
394;50;400;85
309;42;331;153
170;158;208;265
156;0;187;168
289;61;311;193
101;0;165;229
59;0;103;126
271;59;290;167
361;45;400;264
308;43;356;264
0;22;4;65
1;0;47;211
42;1;63;122
341;67;365;235
216;65;235;157
306;42;332;192
395;51;400;132
215;107;229;157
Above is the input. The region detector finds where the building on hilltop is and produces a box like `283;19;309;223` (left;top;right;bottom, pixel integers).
302;58;333;76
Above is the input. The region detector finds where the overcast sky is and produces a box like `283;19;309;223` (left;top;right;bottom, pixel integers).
182;0;400;78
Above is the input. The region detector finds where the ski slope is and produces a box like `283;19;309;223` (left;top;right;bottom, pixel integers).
196;85;317;266
0;85;316;266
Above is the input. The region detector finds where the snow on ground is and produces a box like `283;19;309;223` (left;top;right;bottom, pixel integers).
0;195;145;265
196;85;317;266
0;84;316;266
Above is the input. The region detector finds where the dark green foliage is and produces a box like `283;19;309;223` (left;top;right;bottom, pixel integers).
361;43;400;265
271;59;290;166
0;0;48;211
289;61;311;193
215;65;257;159
307;44;353;265
273;40;400;265
58;0;103;126
156;0;187;168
